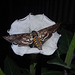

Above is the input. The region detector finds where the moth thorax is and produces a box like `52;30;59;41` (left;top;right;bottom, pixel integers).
33;36;42;50
32;31;38;38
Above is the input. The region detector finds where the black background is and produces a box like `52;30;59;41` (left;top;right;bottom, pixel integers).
0;0;75;71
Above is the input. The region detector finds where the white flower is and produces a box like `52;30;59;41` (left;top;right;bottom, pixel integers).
7;14;61;56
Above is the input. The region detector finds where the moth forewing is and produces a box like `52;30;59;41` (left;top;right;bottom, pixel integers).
38;23;60;42
3;33;33;46
3;35;17;43
48;23;61;33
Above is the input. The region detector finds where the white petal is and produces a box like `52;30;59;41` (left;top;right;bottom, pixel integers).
11;44;30;56
7;15;30;35
11;44;40;56
30;14;55;31
26;48;40;54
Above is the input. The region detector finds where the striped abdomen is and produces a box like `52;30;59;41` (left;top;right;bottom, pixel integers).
33;36;42;50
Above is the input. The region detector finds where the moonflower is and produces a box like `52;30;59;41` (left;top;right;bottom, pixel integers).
7;14;61;56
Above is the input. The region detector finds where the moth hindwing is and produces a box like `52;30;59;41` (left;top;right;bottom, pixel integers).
3;23;60;50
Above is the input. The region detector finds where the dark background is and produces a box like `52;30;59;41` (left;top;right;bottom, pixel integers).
0;0;75;71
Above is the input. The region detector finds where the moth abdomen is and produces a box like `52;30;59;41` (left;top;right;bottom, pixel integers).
33;36;42;50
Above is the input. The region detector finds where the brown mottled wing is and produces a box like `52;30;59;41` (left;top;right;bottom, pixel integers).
38;23;61;42
3;33;33;46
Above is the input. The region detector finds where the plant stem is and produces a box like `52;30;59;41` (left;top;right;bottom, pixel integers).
65;33;75;67
30;63;37;75
30;54;37;75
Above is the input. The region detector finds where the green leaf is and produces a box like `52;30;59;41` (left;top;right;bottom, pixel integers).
65;33;75;67
4;56;30;75
0;68;4;75
47;57;70;69
57;28;73;55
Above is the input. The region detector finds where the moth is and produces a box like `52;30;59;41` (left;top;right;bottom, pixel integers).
3;23;60;50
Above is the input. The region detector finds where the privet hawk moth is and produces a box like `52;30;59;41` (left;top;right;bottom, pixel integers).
3;23;60;50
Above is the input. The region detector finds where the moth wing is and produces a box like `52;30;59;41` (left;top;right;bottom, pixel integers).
38;23;60;42
3;33;33;46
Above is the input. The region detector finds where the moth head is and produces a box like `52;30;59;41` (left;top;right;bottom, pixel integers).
32;31;38;38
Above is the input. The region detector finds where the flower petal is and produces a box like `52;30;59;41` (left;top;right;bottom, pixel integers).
7;14;61;56
30;14;55;31
11;44;40;56
7;15;31;35
11;45;30;56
